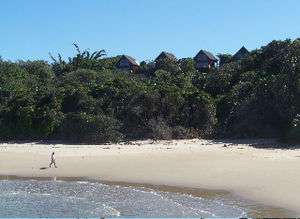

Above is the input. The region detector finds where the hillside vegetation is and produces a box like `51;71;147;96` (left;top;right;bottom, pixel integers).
0;39;300;144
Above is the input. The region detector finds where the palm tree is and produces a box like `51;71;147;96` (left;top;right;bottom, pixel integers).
49;43;106;75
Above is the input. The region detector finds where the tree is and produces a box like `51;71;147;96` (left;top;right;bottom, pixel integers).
217;53;232;66
50;43;106;76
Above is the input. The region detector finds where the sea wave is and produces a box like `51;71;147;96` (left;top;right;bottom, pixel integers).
0;179;248;217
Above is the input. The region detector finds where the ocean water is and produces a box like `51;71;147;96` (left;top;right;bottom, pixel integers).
0;179;248;217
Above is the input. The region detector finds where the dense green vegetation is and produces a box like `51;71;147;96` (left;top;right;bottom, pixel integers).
0;39;300;143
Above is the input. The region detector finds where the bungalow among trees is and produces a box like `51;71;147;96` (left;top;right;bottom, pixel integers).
1;39;300;144
155;51;177;62
194;50;218;71
232;46;250;61
116;55;140;72
114;48;248;74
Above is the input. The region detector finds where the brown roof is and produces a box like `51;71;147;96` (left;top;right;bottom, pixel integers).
233;46;250;60
118;55;140;66
194;50;218;61
155;51;177;62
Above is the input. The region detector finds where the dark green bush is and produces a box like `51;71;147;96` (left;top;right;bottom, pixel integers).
283;115;300;143
171;126;198;139
147;118;173;140
57;113;123;143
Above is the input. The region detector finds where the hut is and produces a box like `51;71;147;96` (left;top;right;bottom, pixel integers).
232;46;250;61
155;51;177;62
116;55;140;72
194;50;218;71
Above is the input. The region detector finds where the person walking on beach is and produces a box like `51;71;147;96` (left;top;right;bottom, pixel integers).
49;152;57;168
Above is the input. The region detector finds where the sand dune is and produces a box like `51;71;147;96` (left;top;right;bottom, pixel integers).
0;139;300;215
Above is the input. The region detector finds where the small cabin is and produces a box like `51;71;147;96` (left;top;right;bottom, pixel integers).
194;50;218;71
155;51;177;62
232;46;250;61
116;55;140;72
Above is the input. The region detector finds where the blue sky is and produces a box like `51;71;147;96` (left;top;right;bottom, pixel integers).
0;0;299;62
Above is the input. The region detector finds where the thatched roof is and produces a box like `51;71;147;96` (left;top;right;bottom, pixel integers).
194;50;218;61
118;55;140;66
155;51;177;62
233;46;250;60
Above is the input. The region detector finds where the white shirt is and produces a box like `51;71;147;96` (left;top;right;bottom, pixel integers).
51;154;56;162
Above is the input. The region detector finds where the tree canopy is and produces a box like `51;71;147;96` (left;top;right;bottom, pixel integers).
0;39;299;145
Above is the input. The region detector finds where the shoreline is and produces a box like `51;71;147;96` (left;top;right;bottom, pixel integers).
1;139;300;216
0;174;294;218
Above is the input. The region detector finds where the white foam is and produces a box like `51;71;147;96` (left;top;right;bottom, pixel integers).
0;179;249;217
102;203;121;217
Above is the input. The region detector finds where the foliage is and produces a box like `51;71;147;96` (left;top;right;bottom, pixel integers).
284;114;300;143
217;53;232;66
50;43;106;76
56;113;123;143
0;39;300;144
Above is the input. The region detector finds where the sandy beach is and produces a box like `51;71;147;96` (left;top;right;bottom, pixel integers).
0;139;300;216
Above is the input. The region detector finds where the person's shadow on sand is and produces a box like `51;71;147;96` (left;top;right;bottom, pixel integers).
40;167;49;170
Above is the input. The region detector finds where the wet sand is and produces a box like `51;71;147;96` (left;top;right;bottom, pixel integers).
0;139;300;216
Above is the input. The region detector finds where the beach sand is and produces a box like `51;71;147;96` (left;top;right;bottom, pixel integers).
0;139;300;216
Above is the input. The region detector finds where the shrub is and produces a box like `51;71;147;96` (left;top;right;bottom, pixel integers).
147;118;172;140
57;113;123;143
283;114;300;143
181;91;217;137
171;126;198;139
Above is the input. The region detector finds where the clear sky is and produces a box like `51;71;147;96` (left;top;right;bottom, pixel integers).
0;0;299;62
